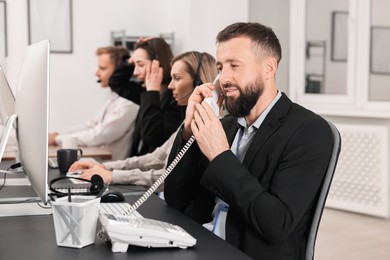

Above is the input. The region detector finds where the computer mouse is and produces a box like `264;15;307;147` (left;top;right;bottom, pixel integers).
100;190;125;203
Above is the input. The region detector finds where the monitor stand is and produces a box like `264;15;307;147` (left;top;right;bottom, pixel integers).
0;185;53;216
0;114;17;163
0;174;52;217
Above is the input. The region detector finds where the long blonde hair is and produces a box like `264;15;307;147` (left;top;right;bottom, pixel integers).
171;51;218;86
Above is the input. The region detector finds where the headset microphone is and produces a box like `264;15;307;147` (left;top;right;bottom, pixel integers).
170;91;193;106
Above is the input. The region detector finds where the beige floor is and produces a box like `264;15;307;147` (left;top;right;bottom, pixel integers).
315;208;390;260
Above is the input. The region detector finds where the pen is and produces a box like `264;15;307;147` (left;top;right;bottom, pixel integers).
67;184;72;202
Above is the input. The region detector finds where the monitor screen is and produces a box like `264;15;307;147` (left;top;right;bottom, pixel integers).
15;39;50;205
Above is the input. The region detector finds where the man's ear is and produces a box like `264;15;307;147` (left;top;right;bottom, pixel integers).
263;57;278;80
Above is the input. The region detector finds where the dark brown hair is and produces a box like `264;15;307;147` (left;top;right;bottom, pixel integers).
216;22;282;64
134;38;173;85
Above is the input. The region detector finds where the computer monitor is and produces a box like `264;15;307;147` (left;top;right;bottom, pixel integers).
15;39;50;205
0;66;16;163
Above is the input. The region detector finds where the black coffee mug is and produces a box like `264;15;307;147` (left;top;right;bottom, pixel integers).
57;148;83;174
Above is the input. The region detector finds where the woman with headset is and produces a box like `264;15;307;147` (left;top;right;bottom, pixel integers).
70;51;218;188
128;38;184;157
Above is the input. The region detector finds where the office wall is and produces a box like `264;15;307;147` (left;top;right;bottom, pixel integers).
4;0;248;131
248;0;290;94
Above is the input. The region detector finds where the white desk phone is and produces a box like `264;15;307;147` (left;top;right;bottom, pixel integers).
98;75;221;252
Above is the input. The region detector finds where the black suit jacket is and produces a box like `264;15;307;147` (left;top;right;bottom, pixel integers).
165;93;334;260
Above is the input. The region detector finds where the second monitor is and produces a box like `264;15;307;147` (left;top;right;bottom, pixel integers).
15;39;50;205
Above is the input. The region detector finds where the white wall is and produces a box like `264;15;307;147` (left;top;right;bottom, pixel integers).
249;0;290;94
4;0;248;131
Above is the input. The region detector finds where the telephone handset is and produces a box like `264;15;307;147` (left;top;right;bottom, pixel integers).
124;75;222;215
203;74;221;116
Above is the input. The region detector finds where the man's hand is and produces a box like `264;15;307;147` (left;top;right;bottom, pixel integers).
182;84;228;160
182;83;223;140
48;132;59;145
191;100;229;161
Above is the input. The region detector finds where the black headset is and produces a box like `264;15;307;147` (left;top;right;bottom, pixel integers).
49;174;104;196
116;53;131;70
147;40;158;61
193;52;204;88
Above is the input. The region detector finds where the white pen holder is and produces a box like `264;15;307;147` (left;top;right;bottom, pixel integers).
52;196;100;248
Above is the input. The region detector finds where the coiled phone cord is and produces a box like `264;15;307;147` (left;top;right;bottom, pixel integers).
124;135;196;216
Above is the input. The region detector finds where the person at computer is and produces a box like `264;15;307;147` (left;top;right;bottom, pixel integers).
163;22;334;260
127;37;185;157
69;51;218;189
48;46;139;160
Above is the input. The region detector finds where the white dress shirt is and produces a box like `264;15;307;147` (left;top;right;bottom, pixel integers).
55;91;139;160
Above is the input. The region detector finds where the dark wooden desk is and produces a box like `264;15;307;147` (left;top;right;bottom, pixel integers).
0;165;251;260
48;145;112;160
2;145;112;161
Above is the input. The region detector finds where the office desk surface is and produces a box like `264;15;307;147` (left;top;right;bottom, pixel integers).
49;145;112;160
0;166;251;260
2;145;112;161
0;195;251;260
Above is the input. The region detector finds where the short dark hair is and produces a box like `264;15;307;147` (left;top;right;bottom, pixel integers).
216;22;282;64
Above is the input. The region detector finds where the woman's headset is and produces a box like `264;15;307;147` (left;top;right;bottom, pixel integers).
147;40;158;60
193;52;204;87
169;52;205;106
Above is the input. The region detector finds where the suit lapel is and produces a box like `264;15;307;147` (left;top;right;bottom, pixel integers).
220;93;293;167
222;116;240;146
242;93;292;167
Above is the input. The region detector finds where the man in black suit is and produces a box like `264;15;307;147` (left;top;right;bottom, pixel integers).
164;22;334;259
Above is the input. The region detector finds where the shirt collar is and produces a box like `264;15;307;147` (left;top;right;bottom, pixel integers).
109;90;120;100
237;91;282;131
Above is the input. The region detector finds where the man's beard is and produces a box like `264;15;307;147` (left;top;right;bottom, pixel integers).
224;78;264;117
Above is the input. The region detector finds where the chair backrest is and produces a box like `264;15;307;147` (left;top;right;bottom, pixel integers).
305;120;341;260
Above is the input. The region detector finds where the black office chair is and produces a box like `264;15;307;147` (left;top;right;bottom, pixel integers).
305;120;341;260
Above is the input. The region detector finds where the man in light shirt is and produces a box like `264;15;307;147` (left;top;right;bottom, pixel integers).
49;46;139;160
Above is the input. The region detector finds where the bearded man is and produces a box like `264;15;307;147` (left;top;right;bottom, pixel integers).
164;22;334;260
